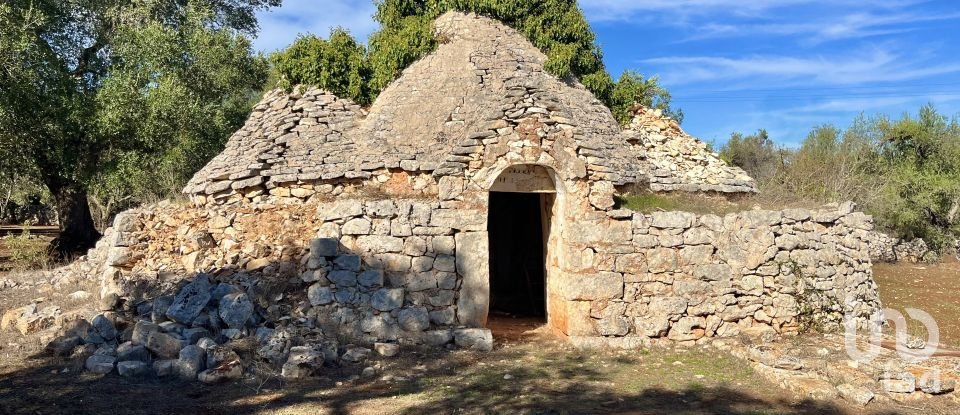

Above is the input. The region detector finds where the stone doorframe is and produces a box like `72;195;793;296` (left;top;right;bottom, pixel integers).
458;163;567;333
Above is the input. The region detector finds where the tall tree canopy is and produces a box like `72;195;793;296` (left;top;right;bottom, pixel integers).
270;0;680;124
0;0;278;255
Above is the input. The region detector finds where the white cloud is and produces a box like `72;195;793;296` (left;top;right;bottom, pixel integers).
253;0;377;52
687;11;960;43
578;0;922;21
642;48;960;86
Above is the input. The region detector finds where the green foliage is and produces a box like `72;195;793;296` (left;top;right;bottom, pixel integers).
273;0;678;124
873;105;960;251
271;29;370;104
609;71;682;124
615;194;680;213
720;105;960;253
0;0;277;247
3;229;51;272
719;129;781;181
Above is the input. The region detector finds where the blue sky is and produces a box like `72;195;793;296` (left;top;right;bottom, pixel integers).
254;0;960;146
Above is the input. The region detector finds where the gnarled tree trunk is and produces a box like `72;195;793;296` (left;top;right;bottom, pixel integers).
47;180;101;258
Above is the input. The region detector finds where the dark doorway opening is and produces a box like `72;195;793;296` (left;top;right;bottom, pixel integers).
488;191;549;319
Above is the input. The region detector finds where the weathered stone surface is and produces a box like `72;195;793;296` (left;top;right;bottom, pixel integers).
456;232;489;327
398;307;430;332
371;288;404;311
651;212;695;229
310;238;340;257
117;361;150;377
374;342;400;357
219;293;254;329
146;332;183;359
132;320;160;345
837;383;875;405
177;345;205;378
92;314;117;341
454;328;493;351
561;272;623;301
117;343;151;363
317;199;363;221
308;284;334;306
198;365;242;384
166;274;213;324
86;354;116;374
281;345;324;379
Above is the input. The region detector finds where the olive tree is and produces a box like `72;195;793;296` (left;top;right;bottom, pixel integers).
0;0;278;256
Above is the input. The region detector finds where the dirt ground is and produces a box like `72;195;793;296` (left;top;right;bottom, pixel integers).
0;261;958;414
874;257;960;348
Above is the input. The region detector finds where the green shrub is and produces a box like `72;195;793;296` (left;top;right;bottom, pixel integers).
4;229;50;272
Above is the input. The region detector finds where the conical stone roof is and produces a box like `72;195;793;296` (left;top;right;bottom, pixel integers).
184;12;754;198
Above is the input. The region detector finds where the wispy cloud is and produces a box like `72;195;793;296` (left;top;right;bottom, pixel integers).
254;0;377;52
642;48;960;86
579;0;923;21
688;11;960;43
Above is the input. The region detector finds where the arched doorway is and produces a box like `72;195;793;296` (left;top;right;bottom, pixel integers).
486;164;557;338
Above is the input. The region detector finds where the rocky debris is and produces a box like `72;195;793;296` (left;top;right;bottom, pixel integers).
1;303;60;335
727;334;960;407
837;383;875;406
165;274;212;323
867;233;932;263
281;345;325;379
623;106;757;194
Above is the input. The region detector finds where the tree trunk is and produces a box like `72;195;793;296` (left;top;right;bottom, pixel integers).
47;181;101;258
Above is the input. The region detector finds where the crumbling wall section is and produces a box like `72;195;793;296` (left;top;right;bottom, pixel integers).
100;198;487;346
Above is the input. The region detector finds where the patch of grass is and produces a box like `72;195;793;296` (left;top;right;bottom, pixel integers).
2;229;51;272
616;191;825;216
615;194;681;212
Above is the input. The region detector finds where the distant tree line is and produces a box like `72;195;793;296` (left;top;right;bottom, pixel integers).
720;105;960;253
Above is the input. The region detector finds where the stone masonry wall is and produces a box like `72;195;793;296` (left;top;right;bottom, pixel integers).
100;197;485;346
96;194;881;350
558;202;881;348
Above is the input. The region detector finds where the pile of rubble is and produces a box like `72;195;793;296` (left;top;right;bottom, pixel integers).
623;106;757;194
40;271;493;382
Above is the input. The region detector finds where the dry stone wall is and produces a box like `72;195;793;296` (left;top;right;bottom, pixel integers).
93;194;881;351
558;202;881;348
99;197;489;347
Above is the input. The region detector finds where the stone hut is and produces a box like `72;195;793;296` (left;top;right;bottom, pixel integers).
101;12;881;349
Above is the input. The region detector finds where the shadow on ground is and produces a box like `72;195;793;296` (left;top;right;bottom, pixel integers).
0;343;905;415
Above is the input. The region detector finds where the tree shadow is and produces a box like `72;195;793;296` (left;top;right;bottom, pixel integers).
0;341;912;415
0;240;915;415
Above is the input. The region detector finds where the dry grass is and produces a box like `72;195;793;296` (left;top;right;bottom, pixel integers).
0;232;53;272
615;191;824;216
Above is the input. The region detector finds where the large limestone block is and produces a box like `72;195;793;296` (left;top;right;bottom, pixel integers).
456;232;489;327
317;199;363;221
559;272;623;301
